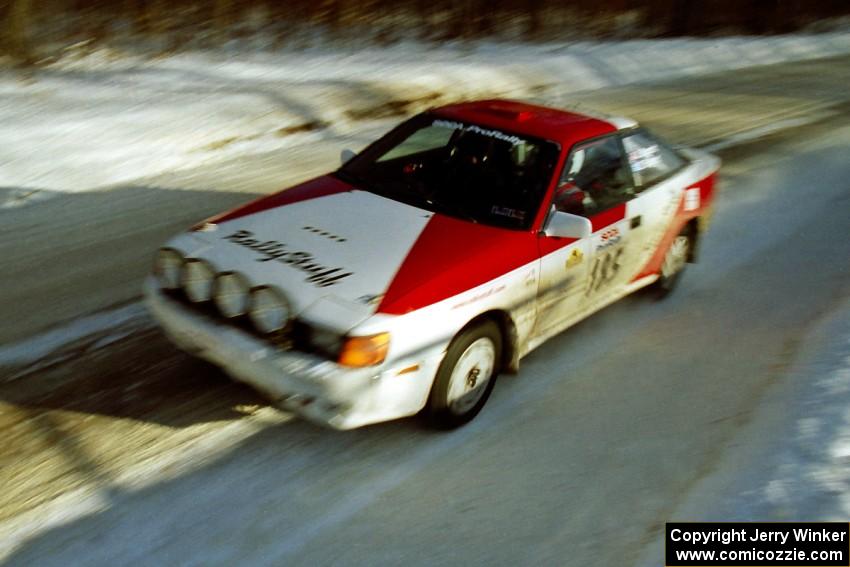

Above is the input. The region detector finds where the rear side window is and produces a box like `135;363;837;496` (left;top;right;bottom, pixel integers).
622;130;686;189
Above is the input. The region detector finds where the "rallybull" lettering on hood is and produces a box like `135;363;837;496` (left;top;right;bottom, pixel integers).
225;229;353;288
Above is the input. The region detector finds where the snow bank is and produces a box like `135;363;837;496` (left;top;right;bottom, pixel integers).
0;302;149;379
1;32;849;194
752;301;850;521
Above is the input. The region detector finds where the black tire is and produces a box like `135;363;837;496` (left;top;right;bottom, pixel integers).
652;227;693;298
425;320;502;429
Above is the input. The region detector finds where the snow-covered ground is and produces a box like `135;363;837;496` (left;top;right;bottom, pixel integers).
2;31;850;197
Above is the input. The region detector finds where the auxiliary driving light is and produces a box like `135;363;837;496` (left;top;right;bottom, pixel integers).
155;248;184;290
214;271;251;318
181;258;215;303
249;286;291;334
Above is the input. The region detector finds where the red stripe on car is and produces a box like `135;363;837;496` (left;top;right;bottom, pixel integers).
378;215;539;314
632;172;716;281
590;202;626;231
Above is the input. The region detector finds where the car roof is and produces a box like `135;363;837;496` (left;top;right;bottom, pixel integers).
432;99;636;149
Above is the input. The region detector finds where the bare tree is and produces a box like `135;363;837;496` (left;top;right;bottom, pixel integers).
748;0;780;34
525;0;543;39
3;0;33;62
212;0;234;40
668;0;692;35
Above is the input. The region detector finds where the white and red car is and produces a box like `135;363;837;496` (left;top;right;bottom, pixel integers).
145;99;720;429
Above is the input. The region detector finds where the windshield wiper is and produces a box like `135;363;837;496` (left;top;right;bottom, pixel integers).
447;207;479;224
426;199;479;224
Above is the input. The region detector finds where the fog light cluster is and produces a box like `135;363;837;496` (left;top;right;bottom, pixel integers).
152;248;388;367
153;248;292;336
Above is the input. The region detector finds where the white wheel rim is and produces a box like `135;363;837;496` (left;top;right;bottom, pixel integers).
661;235;689;279
446;337;496;415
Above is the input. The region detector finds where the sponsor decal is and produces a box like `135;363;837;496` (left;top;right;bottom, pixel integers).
224;229;353;288
491;205;526;220
302;225;347;243
627;144;663;172
565;247;584;268
596;226;622;251
432;119;524;146
452;284;507;310
684;187;701;211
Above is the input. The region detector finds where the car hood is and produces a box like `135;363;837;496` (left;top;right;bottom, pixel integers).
169;183;434;330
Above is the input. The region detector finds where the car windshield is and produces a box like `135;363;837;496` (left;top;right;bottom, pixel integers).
336;114;560;230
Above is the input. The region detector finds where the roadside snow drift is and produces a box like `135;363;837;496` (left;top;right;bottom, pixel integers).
1;32;849;195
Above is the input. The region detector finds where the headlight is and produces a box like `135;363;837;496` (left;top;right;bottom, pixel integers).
338;333;390;367
249;286;291;334
308;326;343;357
181;258;215;303
154;248;184;290
214;272;250;318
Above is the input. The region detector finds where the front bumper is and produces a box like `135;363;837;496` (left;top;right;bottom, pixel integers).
144;278;439;429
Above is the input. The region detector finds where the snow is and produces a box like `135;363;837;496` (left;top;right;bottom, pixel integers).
0;302;150;379
2;31;849;195
755;312;850;521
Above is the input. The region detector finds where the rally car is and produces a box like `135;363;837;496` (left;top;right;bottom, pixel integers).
145;99;720;429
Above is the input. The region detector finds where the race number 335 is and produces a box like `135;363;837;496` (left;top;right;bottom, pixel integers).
587;247;624;295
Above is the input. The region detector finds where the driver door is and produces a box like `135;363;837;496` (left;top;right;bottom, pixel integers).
533;134;637;341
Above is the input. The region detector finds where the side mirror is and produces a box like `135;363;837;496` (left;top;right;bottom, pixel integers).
340;149;356;165
543;209;592;239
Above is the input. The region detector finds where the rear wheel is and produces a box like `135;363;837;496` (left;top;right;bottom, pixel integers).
653;228;692;297
425;321;502;429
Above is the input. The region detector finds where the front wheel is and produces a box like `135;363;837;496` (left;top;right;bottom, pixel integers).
425;321;502;429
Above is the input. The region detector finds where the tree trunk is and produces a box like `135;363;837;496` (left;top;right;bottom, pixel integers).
213;0;233;40
4;0;33;62
749;0;780;34
525;0;544;39
668;0;691;36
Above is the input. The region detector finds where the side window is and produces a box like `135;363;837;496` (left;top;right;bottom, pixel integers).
554;136;634;217
622;130;686;189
